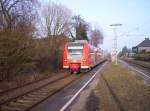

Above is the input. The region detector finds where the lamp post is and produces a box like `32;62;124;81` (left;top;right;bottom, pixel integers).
110;24;122;65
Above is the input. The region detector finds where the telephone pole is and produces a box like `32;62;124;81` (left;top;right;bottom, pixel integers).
110;24;122;65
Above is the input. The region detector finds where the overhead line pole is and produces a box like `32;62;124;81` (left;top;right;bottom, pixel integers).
110;24;122;65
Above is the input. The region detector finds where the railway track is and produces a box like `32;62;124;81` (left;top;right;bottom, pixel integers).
0;74;52;94
0;73;70;104
0;73;84;111
122;59;150;70
60;61;107;111
0;60;106;111
121;59;150;79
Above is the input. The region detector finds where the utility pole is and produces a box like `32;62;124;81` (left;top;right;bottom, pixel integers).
110;24;122;65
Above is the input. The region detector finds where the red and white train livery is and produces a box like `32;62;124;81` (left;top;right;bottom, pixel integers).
63;40;103;73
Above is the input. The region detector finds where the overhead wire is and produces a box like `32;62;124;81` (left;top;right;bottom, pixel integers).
118;18;150;37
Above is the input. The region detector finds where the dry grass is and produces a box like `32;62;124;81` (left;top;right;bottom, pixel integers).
95;63;150;111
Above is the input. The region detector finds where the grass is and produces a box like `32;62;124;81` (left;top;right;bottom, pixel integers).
95;63;150;111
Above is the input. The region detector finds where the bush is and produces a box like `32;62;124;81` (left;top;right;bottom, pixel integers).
32;35;69;72
133;53;150;62
0;30;69;81
0;31;35;80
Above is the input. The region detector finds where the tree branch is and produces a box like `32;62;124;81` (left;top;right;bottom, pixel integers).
7;0;20;11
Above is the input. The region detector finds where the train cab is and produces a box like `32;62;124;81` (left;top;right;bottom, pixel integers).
63;40;103;73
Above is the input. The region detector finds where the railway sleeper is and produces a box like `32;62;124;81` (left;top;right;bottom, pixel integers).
26;94;46;99
30;91;41;95
9;101;31;108
36;90;49;94
19;97;40;102
40;88;51;90
8;102;28;109
38;89;50;92
32;93;48;97
23;96;43;101
31;91;48;96
16;99;35;104
32;94;46;98
43;88;53;91
31;94;47;98
0;105;24;111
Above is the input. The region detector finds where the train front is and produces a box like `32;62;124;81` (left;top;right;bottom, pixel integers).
68;42;84;73
63;41;84;73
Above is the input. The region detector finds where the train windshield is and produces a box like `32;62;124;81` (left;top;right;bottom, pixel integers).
68;49;83;55
68;49;83;59
68;42;84;59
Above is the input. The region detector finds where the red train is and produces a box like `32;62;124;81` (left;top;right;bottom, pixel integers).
63;40;104;73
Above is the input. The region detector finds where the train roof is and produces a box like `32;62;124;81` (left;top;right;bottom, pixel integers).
74;40;88;43
68;40;88;46
68;40;102;50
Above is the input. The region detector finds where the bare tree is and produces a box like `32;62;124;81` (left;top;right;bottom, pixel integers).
90;28;103;47
72;15;89;41
0;0;38;32
0;0;39;80
42;1;72;37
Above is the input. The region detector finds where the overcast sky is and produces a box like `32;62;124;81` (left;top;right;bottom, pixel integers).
41;0;150;52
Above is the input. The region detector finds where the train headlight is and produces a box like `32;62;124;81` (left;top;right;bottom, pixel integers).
82;59;86;61
68;55;72;60
72;60;76;62
64;59;67;61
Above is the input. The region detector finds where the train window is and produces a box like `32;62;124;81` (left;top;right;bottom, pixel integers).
68;42;84;47
68;49;83;59
68;49;83;55
90;48;94;54
68;41;84;59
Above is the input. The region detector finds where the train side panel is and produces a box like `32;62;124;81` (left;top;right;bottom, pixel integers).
81;42;90;69
89;46;97;68
63;44;69;69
